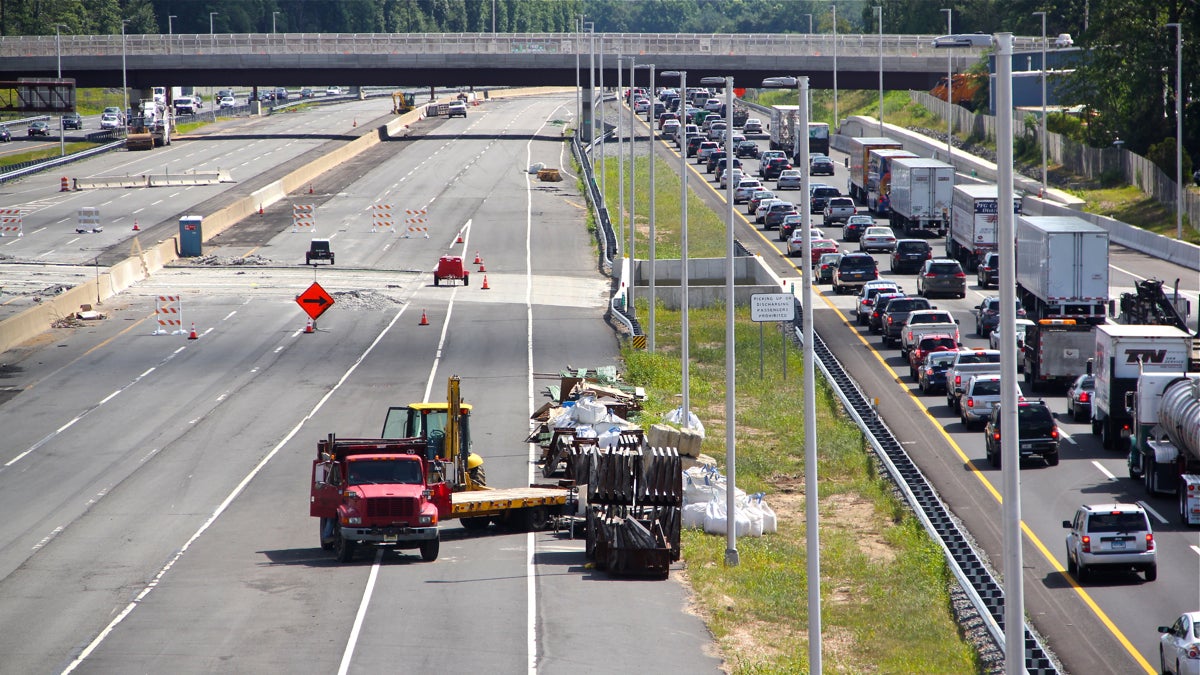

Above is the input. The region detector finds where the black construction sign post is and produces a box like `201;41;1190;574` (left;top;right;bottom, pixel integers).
750;293;795;380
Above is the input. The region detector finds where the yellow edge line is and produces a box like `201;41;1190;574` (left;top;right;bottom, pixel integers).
656;130;1155;673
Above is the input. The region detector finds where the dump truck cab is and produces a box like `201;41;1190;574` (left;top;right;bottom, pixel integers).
311;437;448;562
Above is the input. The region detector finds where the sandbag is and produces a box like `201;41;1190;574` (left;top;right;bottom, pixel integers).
742;500;765;538
703;497;751;537
756;495;778;534
681;502;707;529
597;426;623;450
572;397;607;425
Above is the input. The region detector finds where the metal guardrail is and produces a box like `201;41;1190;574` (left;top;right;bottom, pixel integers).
0;32;1040;59
789;299;1059;674
0;136;125;184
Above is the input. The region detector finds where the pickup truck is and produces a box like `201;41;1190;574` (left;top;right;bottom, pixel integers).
945;349;1002;412
880;296;934;346
822;197;857;225
899;309;960;359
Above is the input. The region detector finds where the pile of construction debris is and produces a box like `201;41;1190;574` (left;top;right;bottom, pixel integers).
330;289;404;310
184;254;273;266
530;366;646;479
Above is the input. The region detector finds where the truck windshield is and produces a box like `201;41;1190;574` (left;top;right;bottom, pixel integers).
347;460;423;485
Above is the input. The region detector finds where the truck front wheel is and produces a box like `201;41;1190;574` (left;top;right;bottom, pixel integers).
334;524;356;563
420;537;440;562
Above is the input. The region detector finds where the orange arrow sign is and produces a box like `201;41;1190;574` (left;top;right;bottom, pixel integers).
296;281;334;321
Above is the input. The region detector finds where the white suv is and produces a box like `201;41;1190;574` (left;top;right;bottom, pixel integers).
1063;504;1157;582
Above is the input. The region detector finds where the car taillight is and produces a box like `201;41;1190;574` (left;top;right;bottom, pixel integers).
1079;392;1089;403
1184;643;1200;660
1050;427;1058;438
925;368;933;375
991;431;1000;441
954;272;966;278
966;397;974;408
925;273;937;278
926;251;933;259
1081;535;1091;553
887;316;894;324
954;375;961;385
873;311;881;319
1146;533;1154;551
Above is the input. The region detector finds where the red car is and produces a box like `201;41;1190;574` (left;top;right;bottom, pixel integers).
907;334;959;380
790;236;839;263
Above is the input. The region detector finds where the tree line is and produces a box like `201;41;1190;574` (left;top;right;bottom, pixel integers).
0;0;1194;168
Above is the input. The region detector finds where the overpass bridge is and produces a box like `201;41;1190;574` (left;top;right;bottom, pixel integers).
0;32;1038;91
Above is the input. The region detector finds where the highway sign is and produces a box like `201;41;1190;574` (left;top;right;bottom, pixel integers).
750;293;795;322
296;282;334;320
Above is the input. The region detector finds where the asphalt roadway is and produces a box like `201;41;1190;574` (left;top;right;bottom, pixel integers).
0;95;722;673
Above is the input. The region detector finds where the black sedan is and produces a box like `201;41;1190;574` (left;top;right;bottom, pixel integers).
810;156;836;175
27;121;51;136
1066;374;1094;421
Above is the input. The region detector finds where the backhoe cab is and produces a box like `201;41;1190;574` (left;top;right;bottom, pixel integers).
381;376;486;490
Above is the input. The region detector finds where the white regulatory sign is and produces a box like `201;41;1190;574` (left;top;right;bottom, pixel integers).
750;293;795;322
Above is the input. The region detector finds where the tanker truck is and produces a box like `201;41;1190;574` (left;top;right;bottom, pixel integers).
1126;371;1200;526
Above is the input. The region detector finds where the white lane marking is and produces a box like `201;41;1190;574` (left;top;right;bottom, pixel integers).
223;311;237;321
1137;501;1169;525
32;526;64;551
1091;460;1118;482
338;549;384;675
64;304;413;673
1058;428;1075;444
1191;546;1200;557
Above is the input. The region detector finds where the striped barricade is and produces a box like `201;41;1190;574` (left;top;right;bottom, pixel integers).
0;208;23;237
292;204;315;233
153;295;185;335
404;208;428;239
371;204;395;233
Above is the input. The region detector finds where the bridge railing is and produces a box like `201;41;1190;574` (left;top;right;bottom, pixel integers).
0;32;1039;58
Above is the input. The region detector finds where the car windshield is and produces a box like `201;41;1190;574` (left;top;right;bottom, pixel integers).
971;379;1001;396
347;459;423;485
1085;512;1147;533
929;262;962;274
813;188;839;197
922;337;957;350
957;351;1000;364
1078;376;1094;389
928;352;958;367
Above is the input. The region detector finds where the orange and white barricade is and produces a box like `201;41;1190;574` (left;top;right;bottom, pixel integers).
292;204;316;233
0;209;23;237
404;208;428;238
153;295;185;335
371;204;396;233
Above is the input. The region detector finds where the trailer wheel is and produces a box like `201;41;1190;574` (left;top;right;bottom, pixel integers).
420;537;440;562
1100;420;1113;450
515;506;550;532
334;524;356;563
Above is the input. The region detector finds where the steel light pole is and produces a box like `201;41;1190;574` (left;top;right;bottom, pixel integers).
1034;11;1047;197
492;0;497;33
599;43;606;200
764;73;819;673
1167;23;1183;239
54;24;67;79
168;15;176;35
638;63;657;351
273;11;281;34
701;74;739;568
121;19;129;123
803;13;813;33
617;56;626;267
876;6;883;134
941;8;952;162
661;70;690;427
628;56;637;312
210;11;218;47
831;4;838;125
994;32;1026;675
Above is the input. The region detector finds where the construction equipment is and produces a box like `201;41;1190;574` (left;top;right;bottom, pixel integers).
379;376;573;531
391;91;416;115
125;99;172;151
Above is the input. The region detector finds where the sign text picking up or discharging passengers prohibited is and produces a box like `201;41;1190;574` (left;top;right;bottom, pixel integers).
750;293;795;379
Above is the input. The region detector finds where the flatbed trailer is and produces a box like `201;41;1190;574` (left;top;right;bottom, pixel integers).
451;485;573;529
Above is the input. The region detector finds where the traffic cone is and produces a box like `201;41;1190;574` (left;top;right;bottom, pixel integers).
481;275;490;290
353;118;357;128
419;309;429;326
258;204;264;215
456;232;464;244
473;251;482;265
304;318;314;334
308;183;314;194
477;260;486;272
132;220;139;231
187;322;199;340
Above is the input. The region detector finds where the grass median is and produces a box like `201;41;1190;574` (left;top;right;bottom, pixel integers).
592;148;983;672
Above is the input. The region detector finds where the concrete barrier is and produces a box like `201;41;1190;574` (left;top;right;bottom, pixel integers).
147;172;222;187
74;176;148;190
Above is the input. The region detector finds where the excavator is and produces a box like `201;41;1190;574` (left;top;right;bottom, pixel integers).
391;91;416;115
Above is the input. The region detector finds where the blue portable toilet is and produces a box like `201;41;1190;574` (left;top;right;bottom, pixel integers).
179;216;203;257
